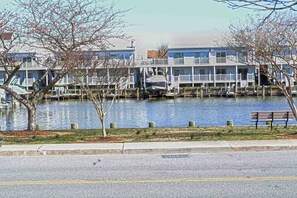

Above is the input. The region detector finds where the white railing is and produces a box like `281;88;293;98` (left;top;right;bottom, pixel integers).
140;56;247;66
194;57;209;64
140;59;168;66
21;61;41;68
247;73;254;81
216;74;236;81
193;74;213;82
173;58;184;65
179;75;192;82
129;76;135;85
55;75;135;87
107;59;134;66
216;57;227;63
176;73;254;84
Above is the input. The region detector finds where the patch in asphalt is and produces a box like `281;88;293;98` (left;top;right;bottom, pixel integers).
161;153;189;158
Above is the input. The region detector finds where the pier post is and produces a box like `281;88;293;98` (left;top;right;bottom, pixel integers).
136;88;140;99
262;85;265;99
149;122;155;128
196;87;199;98
35;124;40;130
270;86;272;96
110;122;116;129
200;87;203;98
71;123;78;129
227;120;233;126
188;121;196;127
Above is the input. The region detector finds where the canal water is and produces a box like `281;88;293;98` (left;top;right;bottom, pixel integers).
0;97;295;131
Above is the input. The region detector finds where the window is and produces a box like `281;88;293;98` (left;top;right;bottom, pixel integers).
238;51;248;62
173;53;184;58
174;70;184;76
28;72;33;78
216;52;226;63
23;57;32;62
200;69;205;75
216;69;226;74
238;68;248;80
173;53;184;64
194;52;209;64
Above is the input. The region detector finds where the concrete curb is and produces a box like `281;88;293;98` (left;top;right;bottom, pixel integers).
1;140;297;156
122;141;232;154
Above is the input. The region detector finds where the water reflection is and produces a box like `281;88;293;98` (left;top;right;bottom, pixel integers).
0;97;295;130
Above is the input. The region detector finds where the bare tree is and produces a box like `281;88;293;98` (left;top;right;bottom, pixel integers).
0;0;127;130
224;13;297;119
156;43;168;59
215;0;297;20
215;0;297;11
70;51;133;137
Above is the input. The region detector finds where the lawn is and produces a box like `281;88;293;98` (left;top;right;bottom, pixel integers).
1;125;297;144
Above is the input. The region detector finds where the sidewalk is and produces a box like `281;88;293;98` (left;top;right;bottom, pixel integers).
1;139;297;156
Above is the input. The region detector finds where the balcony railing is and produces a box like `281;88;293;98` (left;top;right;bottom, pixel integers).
247;73;255;81
139;56;249;66
215;74;236;81
176;73;254;84
193;74;213;82
140;59;168;66
194;57;209;64
173;58;184;65
20;61;40;68
216;57;227;63
56;75;135;87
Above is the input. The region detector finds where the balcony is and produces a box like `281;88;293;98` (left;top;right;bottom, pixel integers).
21;61;41;68
140;59;168;66
175;73;254;84
216;74;236;82
56;75;135;88
173;58;184;65
194;57;209;64
216;57;227;64
140;56;245;67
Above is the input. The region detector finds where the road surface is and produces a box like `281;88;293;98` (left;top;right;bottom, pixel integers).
1;151;297;197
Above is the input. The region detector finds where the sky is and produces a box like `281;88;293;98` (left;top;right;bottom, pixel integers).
0;0;253;58
116;0;253;57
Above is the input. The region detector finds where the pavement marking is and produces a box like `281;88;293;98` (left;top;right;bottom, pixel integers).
1;176;297;186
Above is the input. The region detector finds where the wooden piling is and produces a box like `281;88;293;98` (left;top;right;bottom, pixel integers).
149;122;155;128
188;121;196;127
110;122;116;129
71;123;78;129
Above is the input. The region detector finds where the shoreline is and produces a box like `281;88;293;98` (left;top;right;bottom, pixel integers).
44;85;288;101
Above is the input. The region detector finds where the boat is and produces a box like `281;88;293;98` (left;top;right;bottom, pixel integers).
145;75;169;97
221;84;236;98
164;92;178;99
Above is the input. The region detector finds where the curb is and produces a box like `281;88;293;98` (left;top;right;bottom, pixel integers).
1;140;297;156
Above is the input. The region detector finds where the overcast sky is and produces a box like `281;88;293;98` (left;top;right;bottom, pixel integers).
0;0;253;57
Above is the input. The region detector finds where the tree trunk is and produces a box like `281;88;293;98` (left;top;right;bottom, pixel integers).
100;117;107;137
27;106;37;131
284;93;297;121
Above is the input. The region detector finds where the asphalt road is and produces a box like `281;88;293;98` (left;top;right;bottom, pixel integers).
1;151;297;197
